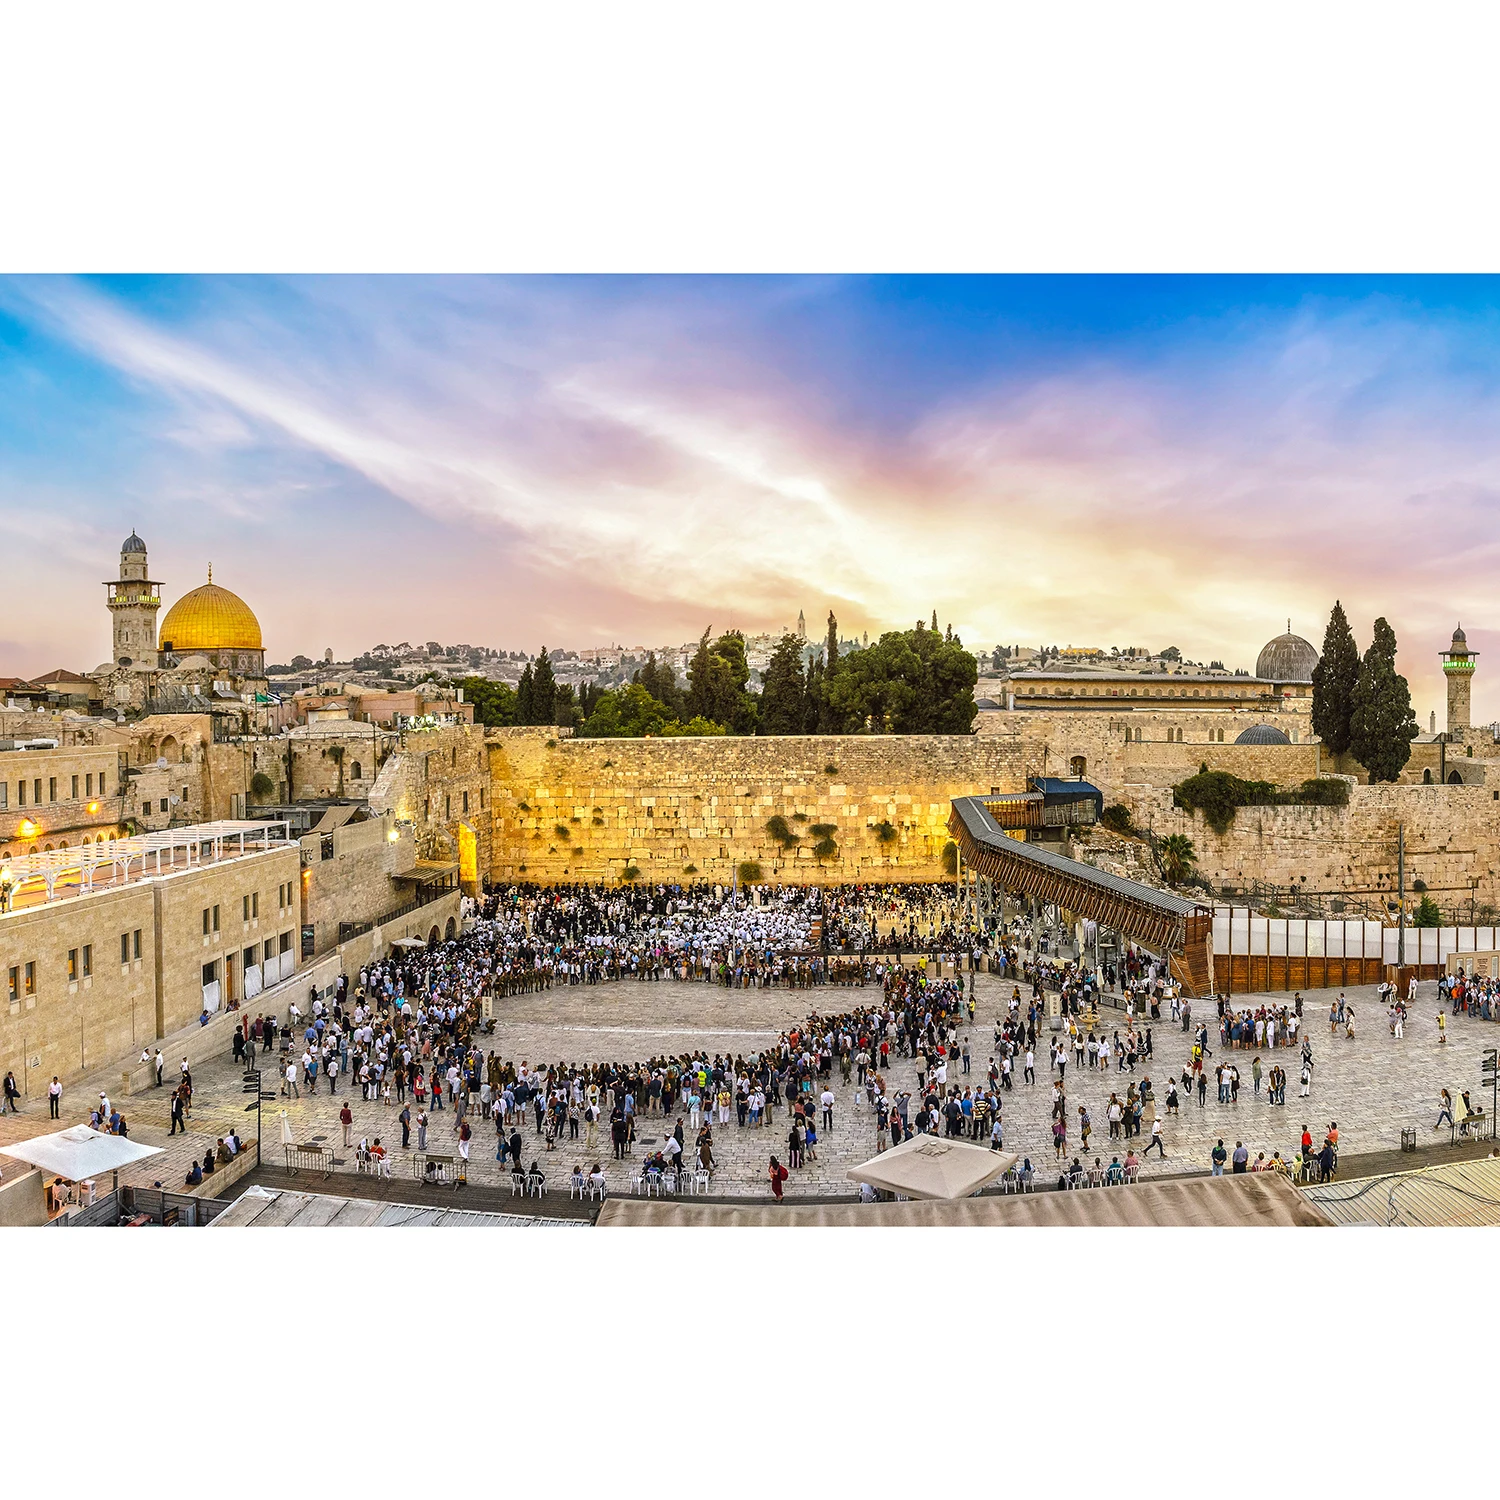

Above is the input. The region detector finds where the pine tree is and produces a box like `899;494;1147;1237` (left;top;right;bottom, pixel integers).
686;628;715;721
817;611;844;732
531;648;557;726
516;662;536;724
759;633;807;735
931;609;938;632
1311;600;1360;757
1348;616;1418;782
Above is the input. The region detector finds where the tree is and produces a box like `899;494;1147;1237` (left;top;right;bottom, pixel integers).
633;652;683;718
686;628;756;732
825;624;978;733
515;663;535;724
1159;646;1181;662
1348;616;1418;782
457;676;517;727
291;654;313;670
531;648;557;726
759;633;807;735
1311;600;1360;757
1158;833;1196;884
816;611;847;732
1412;894;1442;927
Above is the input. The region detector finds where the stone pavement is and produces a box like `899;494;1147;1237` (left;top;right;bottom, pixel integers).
4;976;1495;1203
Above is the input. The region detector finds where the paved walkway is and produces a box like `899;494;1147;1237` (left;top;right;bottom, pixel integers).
3;976;1494;1202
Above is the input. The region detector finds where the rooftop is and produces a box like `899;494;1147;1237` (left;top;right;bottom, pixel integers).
0;819;294;916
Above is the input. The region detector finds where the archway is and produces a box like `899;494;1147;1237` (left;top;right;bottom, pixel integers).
1069;755;1087;778
1423;768;1432;784
1448;770;1464;785
427;925;440;946
445;916;456;940
159;734;178;763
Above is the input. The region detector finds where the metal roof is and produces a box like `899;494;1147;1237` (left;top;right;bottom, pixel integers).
1302;1156;1500;1227
950;796;1199;917
209;1187;586;1228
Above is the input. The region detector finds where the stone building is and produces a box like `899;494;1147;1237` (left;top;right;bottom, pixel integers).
1442;623;1477;735
0;821;302;1091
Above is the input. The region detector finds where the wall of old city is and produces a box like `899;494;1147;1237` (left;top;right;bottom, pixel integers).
486;728;1035;884
368;723;491;886
1122;781;1500;910
299;812;421;954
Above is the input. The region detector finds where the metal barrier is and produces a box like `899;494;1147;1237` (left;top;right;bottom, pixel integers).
283;1143;333;1178
414;1152;467;1188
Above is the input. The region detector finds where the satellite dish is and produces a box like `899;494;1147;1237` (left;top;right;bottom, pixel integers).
156;757;168;768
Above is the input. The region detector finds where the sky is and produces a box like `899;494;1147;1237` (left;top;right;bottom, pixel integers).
1;273;1496;722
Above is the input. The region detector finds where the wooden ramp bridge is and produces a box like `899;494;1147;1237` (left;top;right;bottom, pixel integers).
948;794;1214;995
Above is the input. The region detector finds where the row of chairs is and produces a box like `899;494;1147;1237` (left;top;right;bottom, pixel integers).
631;1167;712;1196
509;1171;545;1198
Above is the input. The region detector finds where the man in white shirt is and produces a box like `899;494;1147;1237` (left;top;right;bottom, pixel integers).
820;1087;835;1131
284;1060;300;1099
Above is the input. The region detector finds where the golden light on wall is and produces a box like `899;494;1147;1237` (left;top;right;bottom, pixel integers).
17;819;38;839
87;801;100;814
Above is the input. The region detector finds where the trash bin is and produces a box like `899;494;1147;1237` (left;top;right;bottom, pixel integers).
1401;1127;1417;1153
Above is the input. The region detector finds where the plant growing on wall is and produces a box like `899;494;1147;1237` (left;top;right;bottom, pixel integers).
249;771;274;801
940;840;958;876
1100;804;1134;834
1172;769;1350;834
765;814;800;851
738;860;763;882
1158;833;1197;884
812;836;837;860
621;864;640;882
555;824;571;839
872;819;898;843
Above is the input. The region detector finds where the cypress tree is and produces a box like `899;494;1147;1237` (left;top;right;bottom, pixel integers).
1348;616;1418;782
816;611;844;732
1311;600;1360;757
759;633;807;735
531;648;557;726
516;662;536;724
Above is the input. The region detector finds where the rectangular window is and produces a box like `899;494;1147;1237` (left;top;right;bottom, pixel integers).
159;798;168;814
203;907;211;936
142;802;151;817
202;960;218;988
86;773;93;797
18;780;26;807
445;794;451;820
67;948;78;981
133;929;142;961
244;945;256;972
82;944;91;978
49;777;56;802
462;790;469;814
100;771;106;796
0;782;6;809
479;788;485;809
34;778;43;804
71;775;79;799
279;931;292;954
264;938;275;962
243;894;250;921
182;784;189;802
24;961;35;996
252;891;259;918
213;904;220;932
7;966;17;1003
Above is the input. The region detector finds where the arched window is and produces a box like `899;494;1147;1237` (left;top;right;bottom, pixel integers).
1448;771;1464;785
1423;768;1433;783
351;762;362;781
1069;755;1087;778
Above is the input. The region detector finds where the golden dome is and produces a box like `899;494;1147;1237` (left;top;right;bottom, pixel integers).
159;568;263;652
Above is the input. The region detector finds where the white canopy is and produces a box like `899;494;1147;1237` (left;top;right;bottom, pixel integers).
389;936;427;949
846;1134;1018;1200
0;1125;162;1180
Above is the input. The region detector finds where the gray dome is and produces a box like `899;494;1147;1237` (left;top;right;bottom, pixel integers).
120;530;147;555
1256;630;1318;683
1235;723;1290;746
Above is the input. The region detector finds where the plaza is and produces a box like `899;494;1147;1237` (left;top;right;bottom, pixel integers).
5;967;1495;1208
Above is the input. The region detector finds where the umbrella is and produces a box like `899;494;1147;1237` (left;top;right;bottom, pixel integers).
0;1125;162;1193
390;936;427;950
279;1110;295;1146
847;1133;1018;1200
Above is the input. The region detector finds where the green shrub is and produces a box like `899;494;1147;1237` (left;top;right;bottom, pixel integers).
621;864;640;882
812;837;837;860
1413;894;1442;927
940;840;958;876
873;819;898;843
738;860;763;883
683;863;698;875
792;812;809;822
1172;770;1349;834
765;814;799;849
824;763;839;775
555;824;571;840
1100;804;1134;835
809;822;836;838
249;771;275;801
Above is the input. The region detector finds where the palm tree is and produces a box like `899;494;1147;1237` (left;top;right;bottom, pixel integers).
1159;833;1197;885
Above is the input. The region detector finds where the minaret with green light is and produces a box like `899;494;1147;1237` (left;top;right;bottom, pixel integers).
1441;624;1476;735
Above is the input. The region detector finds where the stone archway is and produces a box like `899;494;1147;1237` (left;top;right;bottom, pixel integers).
445;916;456;940
1448;770;1464;785
428;925;440;946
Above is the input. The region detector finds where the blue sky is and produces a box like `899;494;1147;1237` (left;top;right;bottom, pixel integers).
2;273;1497;721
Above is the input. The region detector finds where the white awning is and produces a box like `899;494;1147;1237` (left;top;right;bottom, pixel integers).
0;1125;162;1180
846;1134;1018;1200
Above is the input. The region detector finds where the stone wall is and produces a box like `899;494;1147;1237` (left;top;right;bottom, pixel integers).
299;812;420;954
1122;781;1500;911
369;723;491;886
486;728;1033;884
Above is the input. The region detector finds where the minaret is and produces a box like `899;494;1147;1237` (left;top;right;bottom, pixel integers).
796;609;806;641
1441;623;1476;735
104;530;162;667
